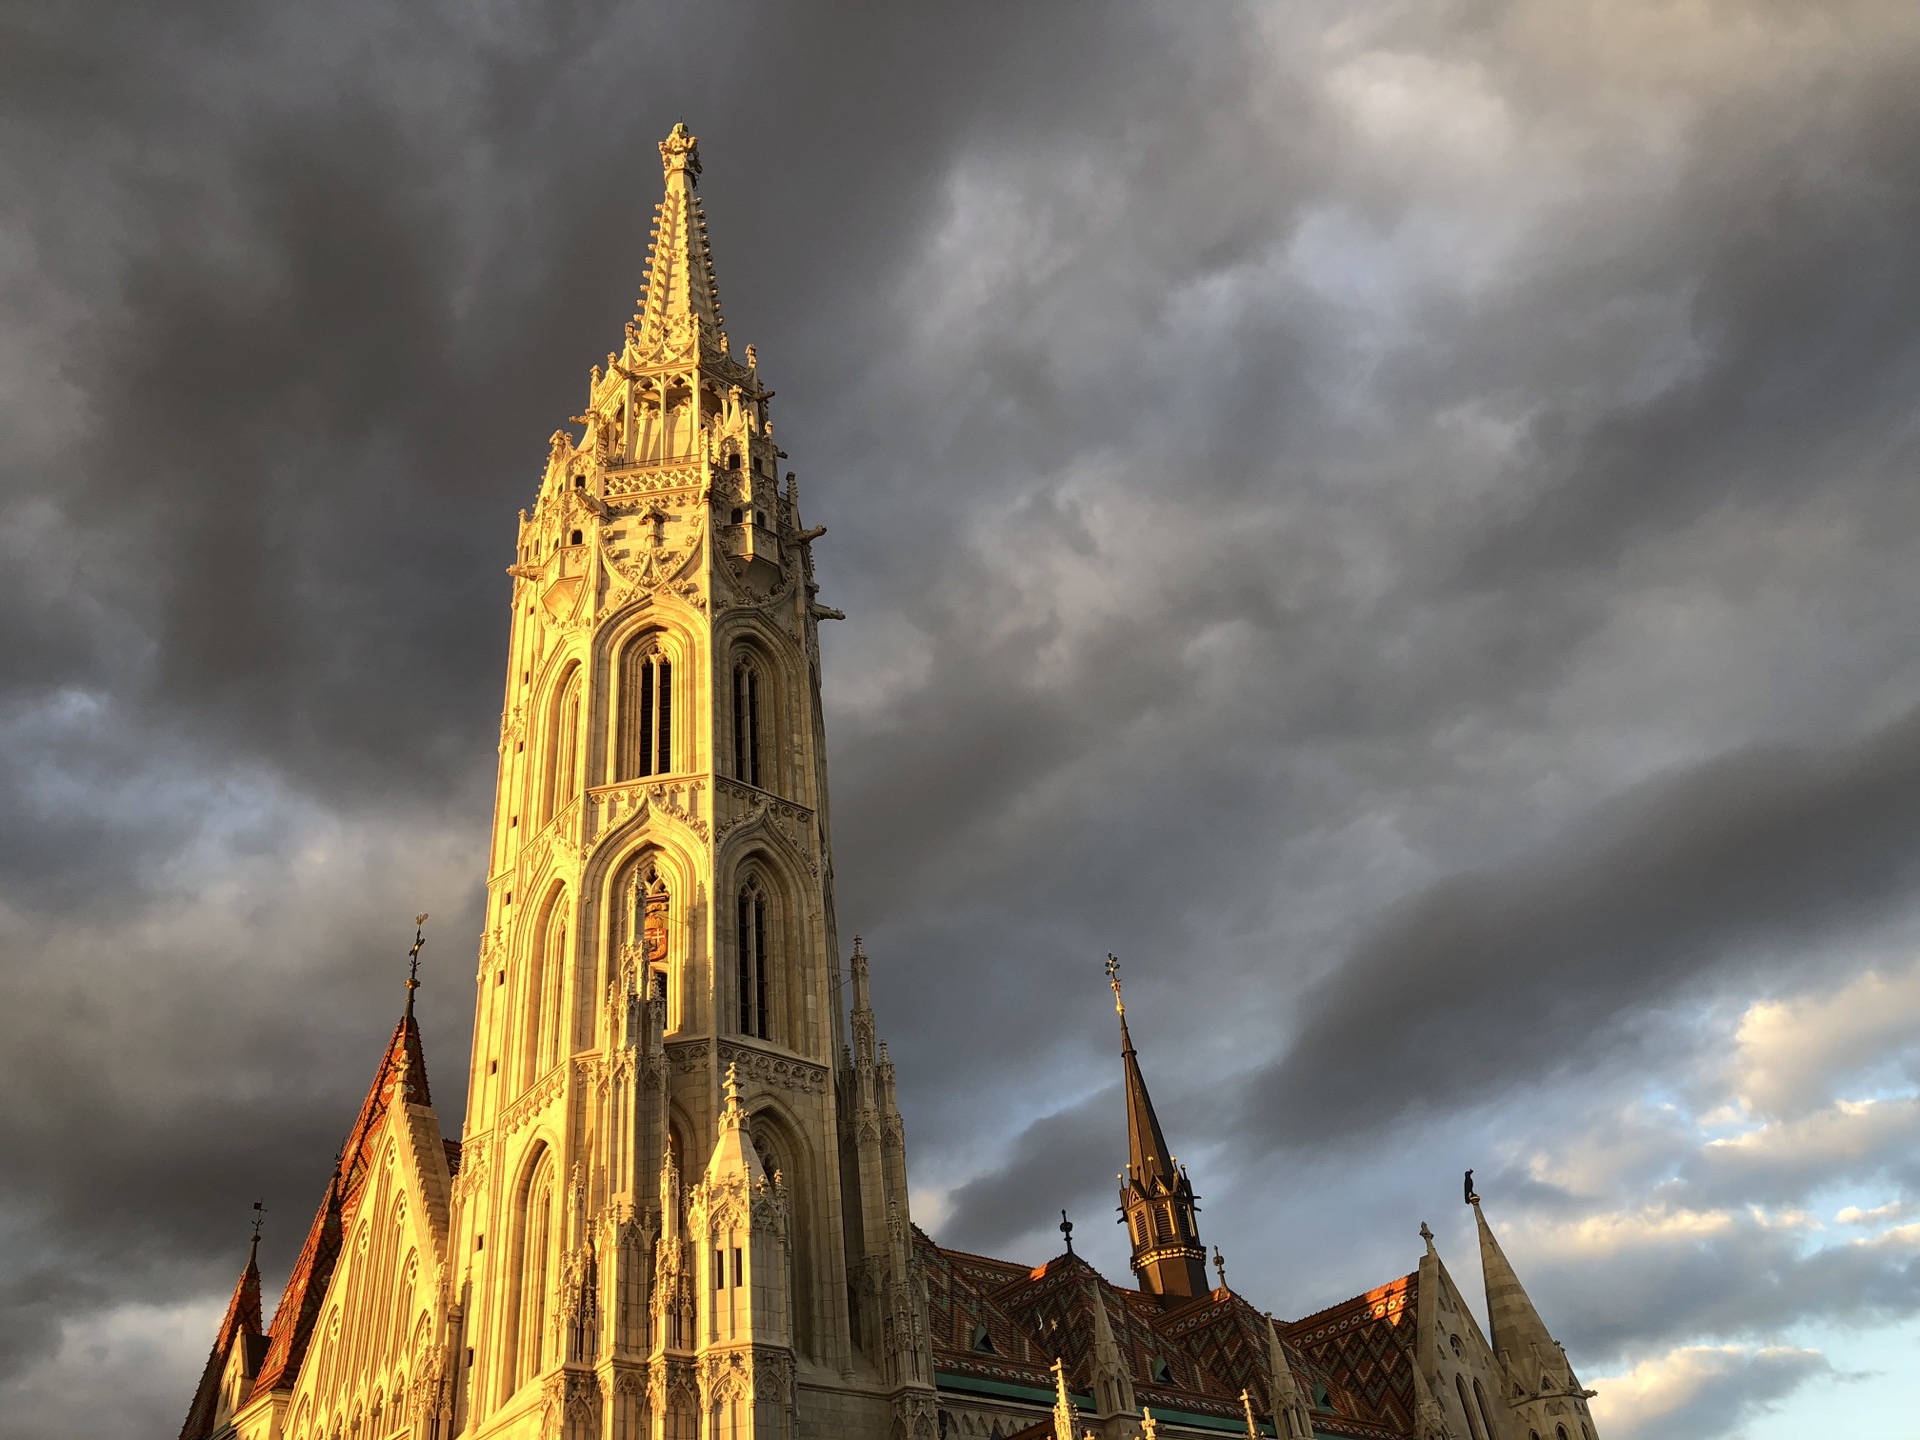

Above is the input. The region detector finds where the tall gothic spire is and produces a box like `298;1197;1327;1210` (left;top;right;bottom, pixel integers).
1107;956;1210;1300
1473;1199;1560;1375
1473;1195;1597;1428
633;122;724;343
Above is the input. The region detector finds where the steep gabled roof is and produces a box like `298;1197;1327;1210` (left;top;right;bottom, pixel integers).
247;1008;429;1401
177;1239;263;1440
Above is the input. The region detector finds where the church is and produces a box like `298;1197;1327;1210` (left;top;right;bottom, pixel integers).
179;126;1604;1440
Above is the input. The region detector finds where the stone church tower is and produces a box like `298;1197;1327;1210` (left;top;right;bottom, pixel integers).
182;124;1605;1440
446;121;933;1439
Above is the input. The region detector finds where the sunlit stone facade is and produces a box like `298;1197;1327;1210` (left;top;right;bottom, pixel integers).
180;128;1602;1440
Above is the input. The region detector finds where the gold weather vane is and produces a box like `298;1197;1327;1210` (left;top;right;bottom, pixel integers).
1104;953;1124;1017
250;1199;266;1242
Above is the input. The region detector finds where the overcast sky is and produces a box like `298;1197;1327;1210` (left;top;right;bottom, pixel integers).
5;3;1920;1437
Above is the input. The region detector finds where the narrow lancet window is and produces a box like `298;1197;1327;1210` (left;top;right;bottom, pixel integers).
735;880;769;1039
733;662;761;787
625;644;673;778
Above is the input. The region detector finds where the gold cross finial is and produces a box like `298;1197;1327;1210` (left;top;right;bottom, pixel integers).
1104;953;1124;1016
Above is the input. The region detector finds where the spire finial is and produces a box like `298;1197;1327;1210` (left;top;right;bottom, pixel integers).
660;122;701;182
405;913;428;1016
1140;1409;1158;1440
249;1198;266;1261
1060;1209;1075;1256
1104;953;1124;1017
1213;1245;1228;1292
1420;1220;1437;1255
1240;1388;1260;1439
724;1060;742;1107
1464;1168;1479;1206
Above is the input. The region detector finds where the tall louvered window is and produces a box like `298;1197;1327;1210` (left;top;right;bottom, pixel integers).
732;661;762;787
736;880;769;1039
620;642;674;779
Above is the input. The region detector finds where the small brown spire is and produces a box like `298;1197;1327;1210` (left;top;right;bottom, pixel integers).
1109;954;1210;1299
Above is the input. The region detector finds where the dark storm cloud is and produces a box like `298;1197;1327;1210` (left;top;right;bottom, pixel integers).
936;1089;1119;1261
1250;705;1920;1144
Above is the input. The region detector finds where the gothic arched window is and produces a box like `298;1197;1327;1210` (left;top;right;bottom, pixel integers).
524;894;569;1085
619;639;673;779
1455;1375;1484;1440
541;666;582;825
736;877;770;1040
1472;1378;1497;1440
505;1147;554;1399
540;900;569;1073
732;660;762;788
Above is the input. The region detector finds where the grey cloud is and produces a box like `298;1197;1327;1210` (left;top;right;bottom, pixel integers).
1247;704;1920;1145
936;1089;1121;1263
1551;1212;1920;1362
1599;1345;1837;1440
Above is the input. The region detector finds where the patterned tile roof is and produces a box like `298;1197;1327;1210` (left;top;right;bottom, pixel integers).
923;1230;1418;1439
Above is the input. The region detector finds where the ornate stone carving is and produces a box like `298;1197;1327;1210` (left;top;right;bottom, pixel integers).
499;1064;567;1137
717;1042;828;1095
589;779;710;844
666;1040;711;1074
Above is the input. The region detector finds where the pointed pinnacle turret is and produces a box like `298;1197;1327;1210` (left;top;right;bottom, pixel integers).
1472;1196;1576;1394
705;1061;765;1183
1265;1312;1312;1440
633;123;724;344
176;1229;266;1440
1087;1276;1135;1417
1107;955;1209;1300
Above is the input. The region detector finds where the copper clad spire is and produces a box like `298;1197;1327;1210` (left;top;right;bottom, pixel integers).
1108;955;1210;1300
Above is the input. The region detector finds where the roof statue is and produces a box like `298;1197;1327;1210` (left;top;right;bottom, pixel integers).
177;125;1605;1440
